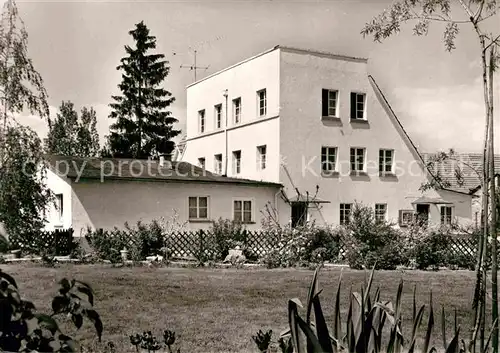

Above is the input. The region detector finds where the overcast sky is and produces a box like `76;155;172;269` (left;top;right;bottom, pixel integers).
13;0;500;153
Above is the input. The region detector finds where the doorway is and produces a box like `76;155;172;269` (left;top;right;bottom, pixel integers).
291;202;308;228
415;204;430;227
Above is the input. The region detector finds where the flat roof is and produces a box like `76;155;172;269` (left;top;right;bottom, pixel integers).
186;45;368;89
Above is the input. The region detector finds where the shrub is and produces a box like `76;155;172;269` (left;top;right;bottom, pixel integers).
446;251;476;270
0;234;9;253
0;269;102;352
85;228;128;263
412;228;451;270
302;224;342;263
125;220;164;261
210;218;245;260
343;203;407;270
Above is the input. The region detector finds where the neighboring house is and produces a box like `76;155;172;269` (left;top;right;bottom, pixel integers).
422;152;500;228
44;155;284;236
181;45;474;228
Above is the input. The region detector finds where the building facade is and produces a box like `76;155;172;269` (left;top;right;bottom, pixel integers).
44;156;284;235
182;45;474;227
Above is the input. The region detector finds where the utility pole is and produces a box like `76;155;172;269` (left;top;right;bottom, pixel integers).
180;50;209;82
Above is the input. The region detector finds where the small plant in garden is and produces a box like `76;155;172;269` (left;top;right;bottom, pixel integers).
0;268;102;352
253;329;273;353
129;330;180;353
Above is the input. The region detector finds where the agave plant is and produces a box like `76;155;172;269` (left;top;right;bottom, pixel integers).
265;265;497;353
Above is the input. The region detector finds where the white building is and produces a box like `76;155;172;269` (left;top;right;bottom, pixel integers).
44;155;283;235
182;45;474;228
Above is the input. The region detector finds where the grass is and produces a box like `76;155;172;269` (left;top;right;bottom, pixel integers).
0;264;486;353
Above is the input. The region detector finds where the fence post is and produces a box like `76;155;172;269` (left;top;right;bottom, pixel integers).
199;229;204;260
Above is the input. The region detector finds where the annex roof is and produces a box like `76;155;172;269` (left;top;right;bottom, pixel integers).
45;155;283;188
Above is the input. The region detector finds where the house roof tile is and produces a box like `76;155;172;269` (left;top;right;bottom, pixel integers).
421;152;500;194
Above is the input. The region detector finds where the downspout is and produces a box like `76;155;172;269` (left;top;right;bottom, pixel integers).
274;187;283;223
223;89;228;176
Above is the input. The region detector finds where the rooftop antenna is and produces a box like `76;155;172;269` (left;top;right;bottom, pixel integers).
180;49;209;82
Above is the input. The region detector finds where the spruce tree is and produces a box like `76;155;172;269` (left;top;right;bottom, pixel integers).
106;21;180;159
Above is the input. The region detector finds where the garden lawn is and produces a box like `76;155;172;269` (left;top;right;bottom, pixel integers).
1;264;481;353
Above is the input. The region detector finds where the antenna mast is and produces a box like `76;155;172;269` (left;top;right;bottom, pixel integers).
180;50;209;82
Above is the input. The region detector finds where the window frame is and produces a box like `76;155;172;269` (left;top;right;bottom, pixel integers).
399;209;415;227
188;196;210;221
55;193;63;222
232;150;241;174
321;146;338;173
214;154;223;174
198;109;206;133
340;203;352;225
233;198;255;223
257;145;267;170
350;92;367;120
257;89;267;117
214;104;222;129
321;89;339;118
233;97;241;124
440;206;453;226
375;203;387;223
379;149;395;174
350;147;366;173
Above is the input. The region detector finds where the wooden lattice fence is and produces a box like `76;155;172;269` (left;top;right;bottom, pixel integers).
448;234;478;259
86;228;484;263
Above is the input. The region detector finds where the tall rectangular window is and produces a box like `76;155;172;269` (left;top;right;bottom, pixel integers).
340;203;352;225
257;145;267;170
257;89;267;117
234;199;253;223
441;206;453;225
379;149;394;173
215;104;222;129
350;92;366;120
321;147;337;173
232;150;241;174
322;89;339;117
198;109;206;133
188;196;209;220
233;98;241;124
350;148;366;172
55;193;63;221
214;154;222;174
375;204;387;222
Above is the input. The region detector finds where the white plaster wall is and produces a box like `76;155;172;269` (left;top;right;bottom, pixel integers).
70;179;284;234
44;169;73;231
278;48;473;226
184;49;281;182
